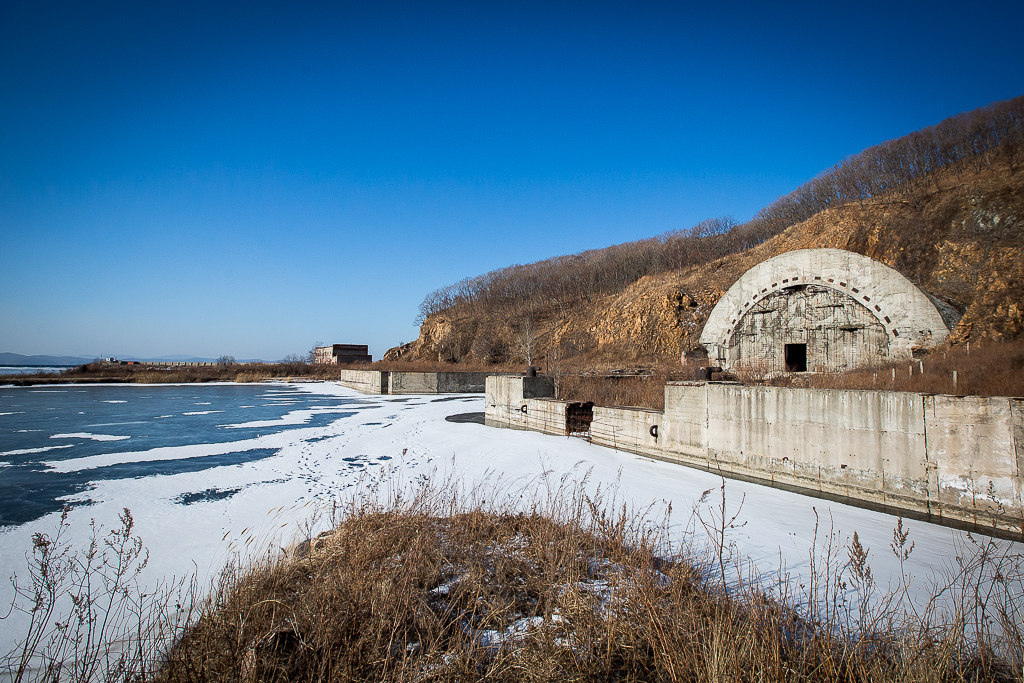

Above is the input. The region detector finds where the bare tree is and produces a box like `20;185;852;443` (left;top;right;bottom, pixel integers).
513;317;538;365
307;341;324;365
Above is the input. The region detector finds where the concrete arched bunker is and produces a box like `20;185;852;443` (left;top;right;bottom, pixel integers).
699;249;951;370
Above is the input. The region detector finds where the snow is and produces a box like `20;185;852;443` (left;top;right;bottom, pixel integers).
49;432;131;441
1;381;1019;656
0;444;75;457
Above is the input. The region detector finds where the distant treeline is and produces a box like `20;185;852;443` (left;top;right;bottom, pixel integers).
417;95;1024;325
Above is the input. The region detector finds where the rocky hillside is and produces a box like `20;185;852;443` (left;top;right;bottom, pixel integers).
387;105;1024;367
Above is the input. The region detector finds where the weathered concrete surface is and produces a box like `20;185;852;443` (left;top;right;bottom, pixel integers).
590;406;662;457
484;375;557;431
339;370;514;395
485;376;1024;536
662;382;708;459
701;249;952;370
389;372;493;394
701;383;929;514
925;395;1024;528
727;285;891;374
338;369;388;394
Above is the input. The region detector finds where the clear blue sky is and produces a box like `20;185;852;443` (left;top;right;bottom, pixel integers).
2;1;1022;361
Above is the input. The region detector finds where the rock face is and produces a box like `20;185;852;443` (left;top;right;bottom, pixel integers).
389;163;1023;366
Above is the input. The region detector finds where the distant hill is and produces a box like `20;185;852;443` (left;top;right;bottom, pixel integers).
1;353;268;366
118;355;218;363
0;353;93;366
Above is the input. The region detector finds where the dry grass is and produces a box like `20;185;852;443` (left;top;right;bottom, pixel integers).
131;371;199;384
154;475;1024;683
771;340;1024;397
369;359;525;373
2;362;345;386
5;474;1024;682
557;363;705;410
559;374;670;410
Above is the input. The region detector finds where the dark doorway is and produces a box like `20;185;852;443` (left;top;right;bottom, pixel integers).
785;343;807;372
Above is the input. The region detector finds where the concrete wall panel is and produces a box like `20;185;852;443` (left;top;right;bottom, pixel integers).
338;370;387;394
662;382;707;457
591;406;662;457
926;395;1021;520
485;376;555;430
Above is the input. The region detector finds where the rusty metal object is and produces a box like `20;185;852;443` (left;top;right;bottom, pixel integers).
698;366;723;380
565;402;594;436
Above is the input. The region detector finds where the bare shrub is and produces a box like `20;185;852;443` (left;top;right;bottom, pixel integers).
371;359;523;373
730;358;775;384
0;508;190;683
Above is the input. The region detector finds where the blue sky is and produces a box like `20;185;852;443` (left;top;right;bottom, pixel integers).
2;1;1022;361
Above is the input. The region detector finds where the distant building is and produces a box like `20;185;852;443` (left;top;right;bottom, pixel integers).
314;344;372;365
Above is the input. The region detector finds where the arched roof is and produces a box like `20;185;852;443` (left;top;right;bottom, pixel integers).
699;249;950;362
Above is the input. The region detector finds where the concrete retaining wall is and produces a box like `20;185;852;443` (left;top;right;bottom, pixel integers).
390;371;492;394
339;370;512;395
338;369;388;394
590;406;663;457
484;376;562;434
925;395;1024;526
700;383;929;514
485;377;1024;536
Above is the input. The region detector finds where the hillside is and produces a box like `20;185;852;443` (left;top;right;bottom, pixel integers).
387;98;1024;367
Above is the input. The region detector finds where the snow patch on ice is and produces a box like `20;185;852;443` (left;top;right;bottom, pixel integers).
50;432;130;441
220;406;358;429
1;444;76;456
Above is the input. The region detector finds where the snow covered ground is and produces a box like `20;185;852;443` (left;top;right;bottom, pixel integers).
0;381;1017;654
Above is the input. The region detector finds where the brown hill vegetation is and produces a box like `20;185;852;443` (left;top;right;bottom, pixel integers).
387;96;1024;368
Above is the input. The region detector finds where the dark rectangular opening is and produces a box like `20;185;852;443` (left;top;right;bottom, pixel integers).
785;343;807;372
566;402;594;436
